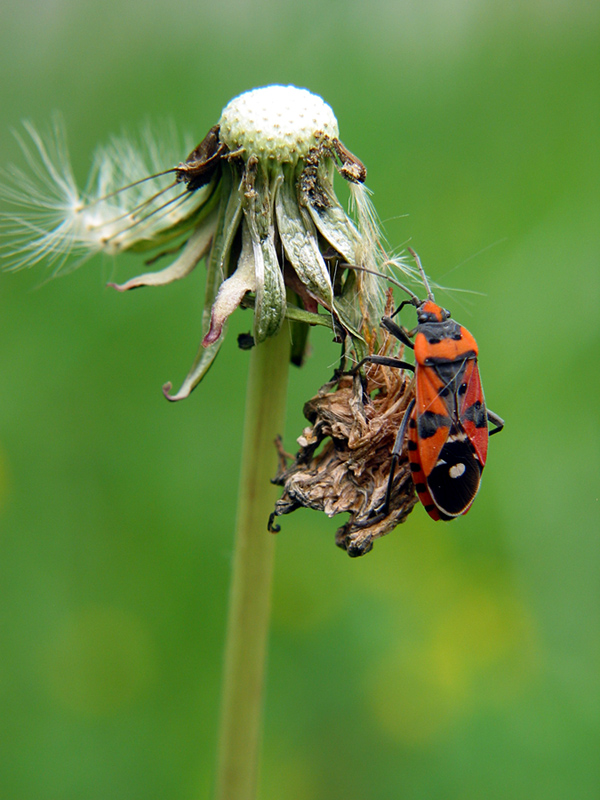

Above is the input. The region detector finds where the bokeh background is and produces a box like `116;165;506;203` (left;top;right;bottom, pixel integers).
1;1;598;798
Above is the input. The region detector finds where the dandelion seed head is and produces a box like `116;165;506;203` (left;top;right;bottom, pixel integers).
219;85;339;164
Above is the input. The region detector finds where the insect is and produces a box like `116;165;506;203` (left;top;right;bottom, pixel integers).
353;249;504;521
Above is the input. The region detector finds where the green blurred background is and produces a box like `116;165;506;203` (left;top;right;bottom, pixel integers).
1;1;598;798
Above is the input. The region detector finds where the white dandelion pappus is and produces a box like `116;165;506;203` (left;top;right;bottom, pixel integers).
0;117;209;275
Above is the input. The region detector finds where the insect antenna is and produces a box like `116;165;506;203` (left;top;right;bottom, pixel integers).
407;247;435;300
340;261;421;305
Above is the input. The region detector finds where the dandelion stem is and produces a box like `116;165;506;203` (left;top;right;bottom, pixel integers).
214;324;291;800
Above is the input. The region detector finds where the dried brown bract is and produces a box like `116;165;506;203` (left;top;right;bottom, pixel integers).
269;329;418;557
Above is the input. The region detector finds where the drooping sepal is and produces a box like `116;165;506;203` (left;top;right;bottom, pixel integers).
108;206;218;291
244;165;286;344
203;219;256;346
162;164;243;400
276;166;335;310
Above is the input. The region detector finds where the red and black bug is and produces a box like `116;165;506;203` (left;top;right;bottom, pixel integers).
354;249;504;521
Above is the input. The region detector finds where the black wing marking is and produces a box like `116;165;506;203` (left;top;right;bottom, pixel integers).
426;435;482;516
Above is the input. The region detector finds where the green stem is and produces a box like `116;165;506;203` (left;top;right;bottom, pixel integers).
214;326;291;800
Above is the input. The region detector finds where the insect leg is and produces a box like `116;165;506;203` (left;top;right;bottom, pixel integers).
487;409;505;436
352;355;415;374
379;398;416;516
380;315;415;349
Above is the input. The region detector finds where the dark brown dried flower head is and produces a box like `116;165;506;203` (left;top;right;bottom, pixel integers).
269;310;418;556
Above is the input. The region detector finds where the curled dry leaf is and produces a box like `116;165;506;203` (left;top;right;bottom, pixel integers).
269;328;418;557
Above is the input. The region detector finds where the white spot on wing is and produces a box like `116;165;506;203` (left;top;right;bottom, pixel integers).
449;463;466;479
